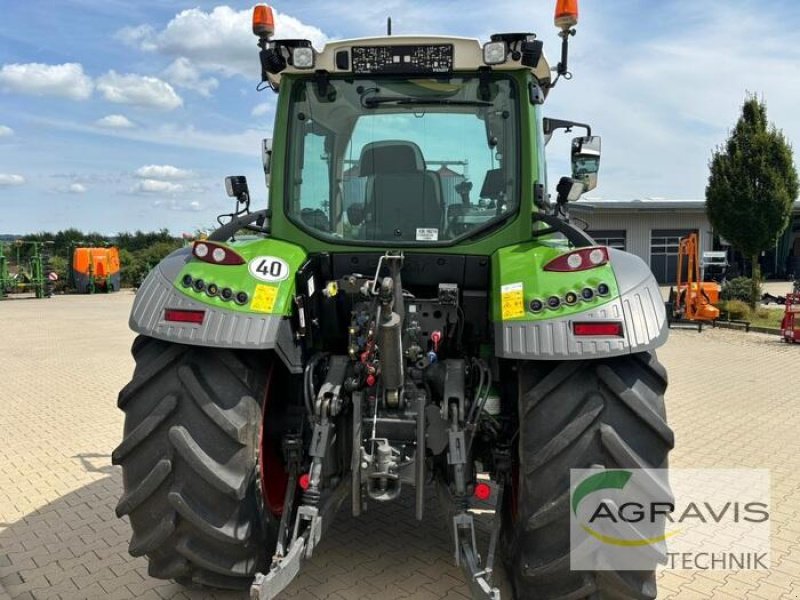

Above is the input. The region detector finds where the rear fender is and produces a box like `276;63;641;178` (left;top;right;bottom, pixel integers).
493;245;667;359
129;239;307;373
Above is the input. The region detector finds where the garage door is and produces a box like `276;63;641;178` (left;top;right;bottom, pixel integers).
650;229;697;284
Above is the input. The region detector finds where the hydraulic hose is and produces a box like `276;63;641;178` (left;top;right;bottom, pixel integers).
466;359;492;456
303;353;327;422
466;357;486;425
471;359;492;424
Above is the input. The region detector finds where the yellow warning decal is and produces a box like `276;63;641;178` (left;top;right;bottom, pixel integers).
250;284;279;313
501;282;525;320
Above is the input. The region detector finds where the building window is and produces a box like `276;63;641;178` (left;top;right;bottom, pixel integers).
651;235;682;256
588;229;626;250
651;229;695;256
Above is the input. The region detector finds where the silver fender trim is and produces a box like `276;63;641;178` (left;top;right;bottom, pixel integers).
130;249;302;372
494;249;667;360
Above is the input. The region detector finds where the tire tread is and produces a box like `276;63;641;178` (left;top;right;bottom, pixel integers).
507;352;672;600
115;336;273;588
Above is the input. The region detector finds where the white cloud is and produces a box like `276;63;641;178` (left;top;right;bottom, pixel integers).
135;164;193;180
0;125;13;137
133;179;186;194
163;57;218;96
0;62;93;100
116;24;157;51
152;197;205;211
252;102;272;117
97;71;183;110
35;115;269;157
68;183;87;193
118;6;327;78
95;114;135;129
0;174;25;187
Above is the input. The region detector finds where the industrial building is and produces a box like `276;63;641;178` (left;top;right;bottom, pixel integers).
573;199;800;284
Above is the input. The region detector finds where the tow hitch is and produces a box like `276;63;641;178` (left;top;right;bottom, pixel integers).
453;484;504;600
250;505;323;600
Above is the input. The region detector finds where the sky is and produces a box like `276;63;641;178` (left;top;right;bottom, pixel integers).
1;0;799;235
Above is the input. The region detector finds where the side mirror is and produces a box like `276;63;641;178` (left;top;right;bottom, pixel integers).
225;175;250;204
571;135;601;192
347;203;365;227
556;176;585;205
262;138;272;186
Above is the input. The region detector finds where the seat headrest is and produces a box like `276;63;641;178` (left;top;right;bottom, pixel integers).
359;141;426;176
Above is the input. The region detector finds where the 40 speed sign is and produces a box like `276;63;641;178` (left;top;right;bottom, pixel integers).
248;256;290;283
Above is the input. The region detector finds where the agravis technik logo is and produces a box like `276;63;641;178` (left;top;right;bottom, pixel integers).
570;468;770;571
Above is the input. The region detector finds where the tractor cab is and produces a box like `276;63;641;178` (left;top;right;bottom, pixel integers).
251;13;602;255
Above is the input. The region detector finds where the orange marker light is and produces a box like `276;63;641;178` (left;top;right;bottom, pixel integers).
252;4;275;38
554;0;579;29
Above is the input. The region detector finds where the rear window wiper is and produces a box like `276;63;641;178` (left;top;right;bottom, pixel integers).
362;96;492;108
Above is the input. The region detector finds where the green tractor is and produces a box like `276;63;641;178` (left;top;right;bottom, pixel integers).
114;2;672;598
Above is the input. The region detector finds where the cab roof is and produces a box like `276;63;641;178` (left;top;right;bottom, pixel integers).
266;35;552;92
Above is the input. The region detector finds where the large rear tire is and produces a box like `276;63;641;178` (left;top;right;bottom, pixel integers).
113;336;276;590
504;351;673;600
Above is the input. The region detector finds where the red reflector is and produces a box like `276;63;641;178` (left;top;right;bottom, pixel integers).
298;473;310;491
573;322;623;337
164;309;205;325
474;482;492;501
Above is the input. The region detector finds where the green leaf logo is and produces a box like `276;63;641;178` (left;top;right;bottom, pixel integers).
572;469;678;547
571;470;632;516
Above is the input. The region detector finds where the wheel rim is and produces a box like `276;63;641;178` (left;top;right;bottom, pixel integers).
258;360;289;516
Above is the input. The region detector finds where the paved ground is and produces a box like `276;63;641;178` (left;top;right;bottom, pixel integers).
1;292;799;600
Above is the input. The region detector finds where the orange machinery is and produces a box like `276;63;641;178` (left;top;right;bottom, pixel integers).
72;247;121;293
670;233;720;322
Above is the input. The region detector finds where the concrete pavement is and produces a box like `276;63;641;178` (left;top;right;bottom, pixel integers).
0;292;798;599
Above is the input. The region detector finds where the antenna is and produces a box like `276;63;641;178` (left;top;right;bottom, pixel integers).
387;17;392;36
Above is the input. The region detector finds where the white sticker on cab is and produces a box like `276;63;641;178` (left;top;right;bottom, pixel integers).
416;228;439;241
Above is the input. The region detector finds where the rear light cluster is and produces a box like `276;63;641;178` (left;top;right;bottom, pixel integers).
529;282;611;313
544;247;609;272
181;274;249;305
193;241;245;265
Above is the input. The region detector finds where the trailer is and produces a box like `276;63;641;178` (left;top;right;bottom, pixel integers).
71;246;121;293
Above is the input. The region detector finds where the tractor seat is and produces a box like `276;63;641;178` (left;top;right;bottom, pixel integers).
359;140;443;241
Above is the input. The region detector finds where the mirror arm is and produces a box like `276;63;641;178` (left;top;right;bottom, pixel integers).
532;213;594;247
543;117;591;138
210;209;271;242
